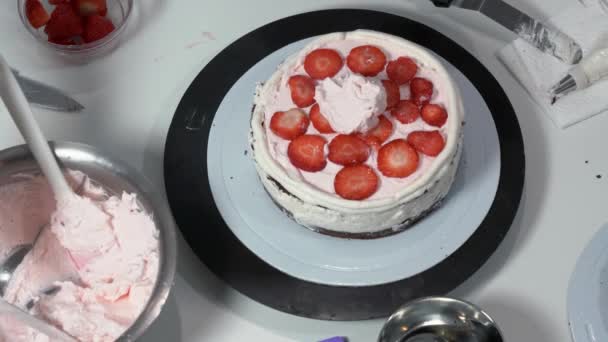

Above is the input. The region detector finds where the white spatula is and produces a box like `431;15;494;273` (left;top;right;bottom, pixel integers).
0;55;87;342
0;55;73;201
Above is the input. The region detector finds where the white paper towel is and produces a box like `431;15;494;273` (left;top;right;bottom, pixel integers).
497;0;608;128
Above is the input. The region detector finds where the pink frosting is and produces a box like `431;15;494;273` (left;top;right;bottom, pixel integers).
35;282;138;341
314;74;386;134
0;174;55;264
3;227;79;309
0;171;159;342
0;315;48;342
264;37;450;200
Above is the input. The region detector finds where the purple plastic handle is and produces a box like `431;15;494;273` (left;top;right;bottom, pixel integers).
319;337;347;342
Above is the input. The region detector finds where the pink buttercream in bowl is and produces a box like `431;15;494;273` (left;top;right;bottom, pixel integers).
0;142;177;342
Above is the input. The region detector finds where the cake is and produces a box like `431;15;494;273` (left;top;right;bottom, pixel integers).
250;30;464;238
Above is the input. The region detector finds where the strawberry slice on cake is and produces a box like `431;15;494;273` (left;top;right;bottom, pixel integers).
251;30;464;237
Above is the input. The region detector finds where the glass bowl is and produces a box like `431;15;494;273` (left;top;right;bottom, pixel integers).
18;0;133;61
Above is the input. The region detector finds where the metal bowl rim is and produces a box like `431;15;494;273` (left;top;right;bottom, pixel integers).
380;296;504;341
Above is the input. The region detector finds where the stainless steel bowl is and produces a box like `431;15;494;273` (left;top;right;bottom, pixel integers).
0;142;178;341
378;297;503;342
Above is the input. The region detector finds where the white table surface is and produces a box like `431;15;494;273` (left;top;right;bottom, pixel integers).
1;0;607;341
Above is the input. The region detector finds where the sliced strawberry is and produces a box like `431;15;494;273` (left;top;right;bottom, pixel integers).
421;104;448;127
304;49;343;79
358;134;382;153
328;134;370;166
366;115;393;143
386;57;418;85
83;14;114;43
45;3;83;41
309;104;335;133
334;164;379;200
50;0;69;4
407;130;445;156
377;139;419;178
382;80;400;110
346;45;387;77
410;77;434;105
25;0;50;29
287;135;327;172
288;75;316;108
269;108;309;140
391;100;420;124
73;0;107;16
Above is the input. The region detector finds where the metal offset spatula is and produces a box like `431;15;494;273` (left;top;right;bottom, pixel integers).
431;0;583;64
10;69;84;113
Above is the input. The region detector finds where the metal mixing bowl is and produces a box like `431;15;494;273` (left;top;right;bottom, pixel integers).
378;297;503;342
0;142;178;341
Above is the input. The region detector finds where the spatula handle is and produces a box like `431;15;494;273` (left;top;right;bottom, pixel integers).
0;55;72;200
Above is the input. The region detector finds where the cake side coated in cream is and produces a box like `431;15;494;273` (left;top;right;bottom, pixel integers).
250;30;464;235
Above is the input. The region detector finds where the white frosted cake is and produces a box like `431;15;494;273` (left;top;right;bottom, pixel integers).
250;30;464;238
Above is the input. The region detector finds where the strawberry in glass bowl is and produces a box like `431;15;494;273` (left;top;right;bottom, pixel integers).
19;0;133;61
